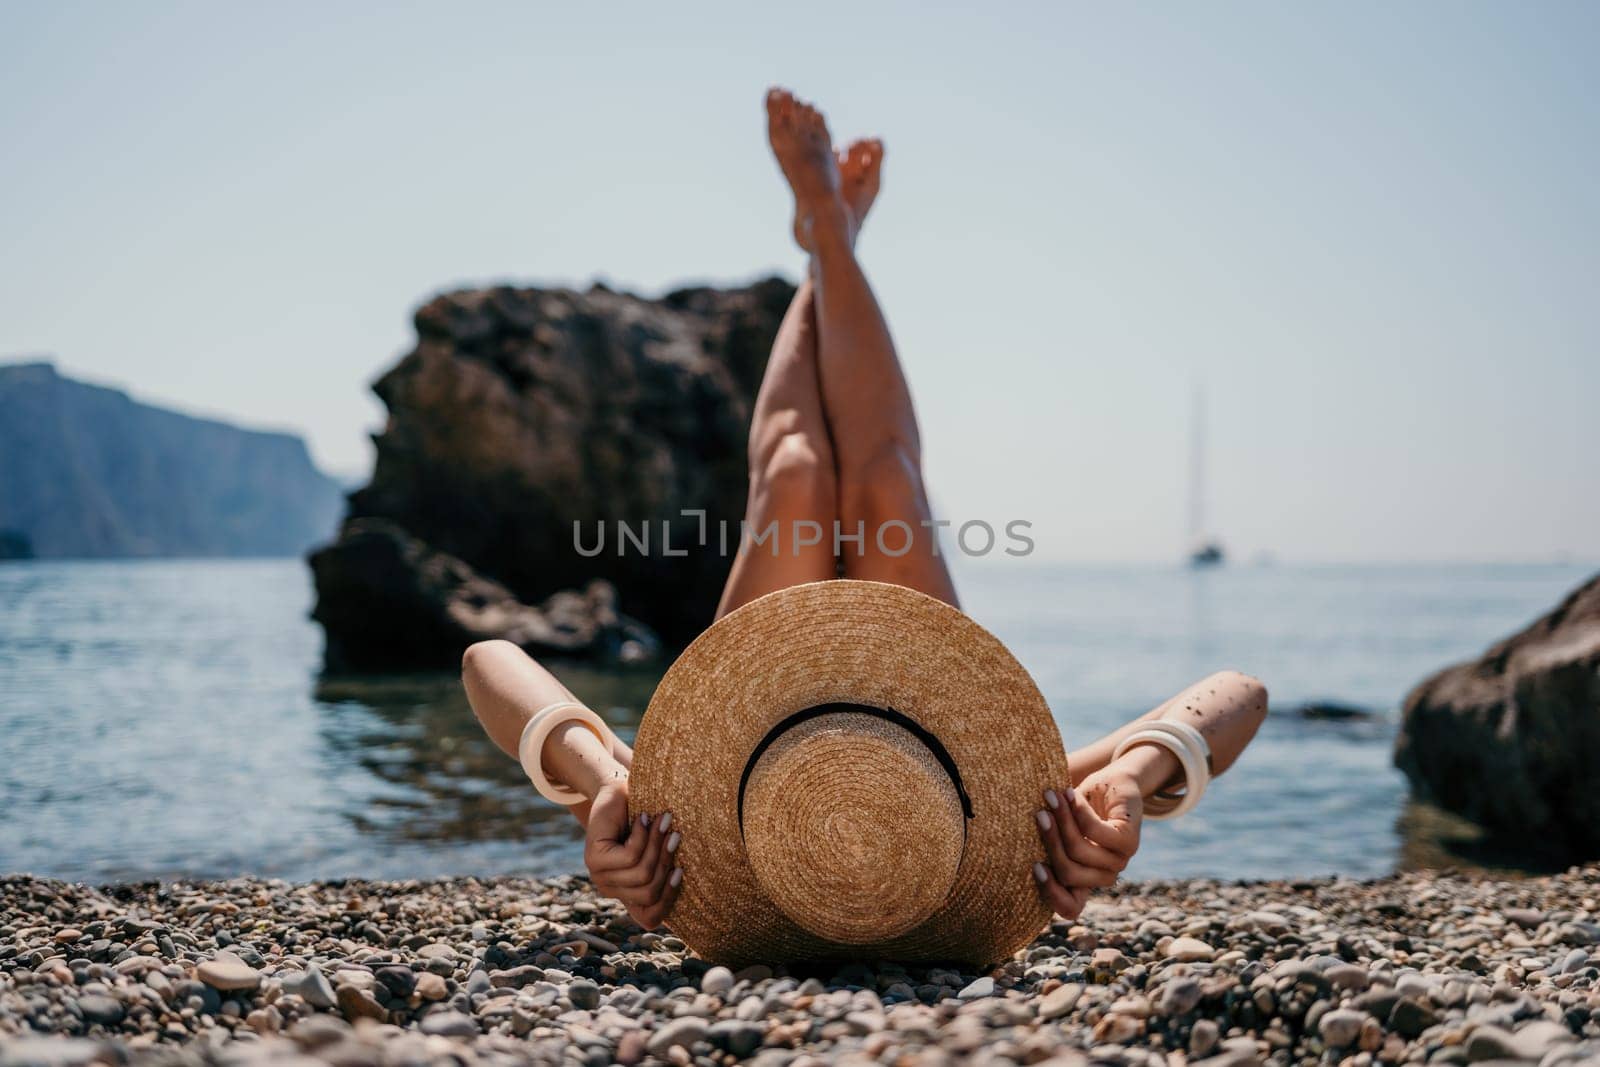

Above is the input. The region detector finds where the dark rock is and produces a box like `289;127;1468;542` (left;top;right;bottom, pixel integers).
1395;573;1600;858
709;1019;766;1057
74;994;125;1026
375;965;416;1000
308;278;796;666
1388;996;1437;1039
1293;702;1375;721
309;518;658;671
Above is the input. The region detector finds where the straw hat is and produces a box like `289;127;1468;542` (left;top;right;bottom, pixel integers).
629;579;1069;967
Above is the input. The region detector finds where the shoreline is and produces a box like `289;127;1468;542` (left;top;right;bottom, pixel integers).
2;867;1597;1065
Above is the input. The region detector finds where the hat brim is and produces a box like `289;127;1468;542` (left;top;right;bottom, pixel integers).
629;579;1069;967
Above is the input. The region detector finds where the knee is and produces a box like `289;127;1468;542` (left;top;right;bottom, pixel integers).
754;431;835;509
462;638;519;680
840;441;922;518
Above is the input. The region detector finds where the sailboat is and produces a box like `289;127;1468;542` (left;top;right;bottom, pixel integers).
1187;384;1225;568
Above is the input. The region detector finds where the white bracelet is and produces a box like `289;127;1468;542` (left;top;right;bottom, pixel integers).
1112;720;1212;821
518;701;618;805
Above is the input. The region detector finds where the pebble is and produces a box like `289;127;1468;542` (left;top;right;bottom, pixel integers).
957;976;995;1000
419;1010;480;1038
1165;936;1216;962
1158;976;1202;1016
1038;982;1083;1020
648;1017;709;1055
0;866;1594;1066
281;964;336;1009
335;984;386;1021
1319;1008;1366;1047
700;965;735;997
195;952;261;991
709;1018;766;1056
75;993;126;1025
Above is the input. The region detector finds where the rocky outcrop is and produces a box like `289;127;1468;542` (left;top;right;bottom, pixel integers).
1395;573;1600;859
309;277;795;669
310;519;657;671
0;361;343;557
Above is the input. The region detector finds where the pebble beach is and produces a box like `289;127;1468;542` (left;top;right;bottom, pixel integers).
3;868;1599;1067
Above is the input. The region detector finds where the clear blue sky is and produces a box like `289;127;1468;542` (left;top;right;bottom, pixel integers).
3;2;1595;562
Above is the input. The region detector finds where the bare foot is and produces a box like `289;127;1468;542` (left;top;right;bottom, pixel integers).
766;87;850;252
837;138;883;245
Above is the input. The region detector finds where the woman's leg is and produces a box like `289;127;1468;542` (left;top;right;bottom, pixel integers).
714;279;839;617
765;89;959;607
715;130;888;617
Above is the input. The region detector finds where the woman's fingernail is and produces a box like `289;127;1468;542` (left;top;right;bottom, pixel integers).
1036;810;1051;830
1064;787;1076;804
669;868;683;888
1033;862;1049;883
640;813;651;828
1044;789;1060;809
657;812;672;834
667;831;681;853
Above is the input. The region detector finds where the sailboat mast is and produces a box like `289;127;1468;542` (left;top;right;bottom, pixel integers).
1189;383;1205;544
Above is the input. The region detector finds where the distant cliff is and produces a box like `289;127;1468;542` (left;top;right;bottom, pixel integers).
0;361;344;558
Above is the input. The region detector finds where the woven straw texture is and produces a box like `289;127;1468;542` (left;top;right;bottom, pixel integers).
629;580;1070;967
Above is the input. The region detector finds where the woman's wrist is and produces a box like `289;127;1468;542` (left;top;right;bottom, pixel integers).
1111;743;1182;798
544;720;628;803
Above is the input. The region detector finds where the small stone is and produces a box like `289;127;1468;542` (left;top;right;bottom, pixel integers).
700;965;735;997
1165;936;1215;962
1319;1008;1366;1048
1190;1018;1220;1057
1325;964;1371;991
245;1006;281;1034
375;965;415;999
195;951;261;991
1504;908;1545;929
54;929;84;944
75;994;125;1026
417;942;457;961
1092;1011;1142;1043
1090;947;1128;973
709;1019;765;1057
616;1030;649;1066
1038;982;1083;1021
1158;977;1202;1016
420;1010;480;1038
957;976;995;1000
1388;996;1437;1039
335;983;387;1021
568;978;601;1010
282;965;337;1009
648;1018;710;1056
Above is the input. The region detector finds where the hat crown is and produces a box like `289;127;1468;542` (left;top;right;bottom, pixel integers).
741;710;965;944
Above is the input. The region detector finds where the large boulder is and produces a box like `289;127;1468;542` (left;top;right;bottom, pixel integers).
309;277;795;669
1394;573;1600;859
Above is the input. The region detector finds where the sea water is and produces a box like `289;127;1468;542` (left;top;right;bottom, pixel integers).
0;558;1591;883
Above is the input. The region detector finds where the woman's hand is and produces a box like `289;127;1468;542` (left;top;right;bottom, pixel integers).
1033;769;1143;918
583;780;683;929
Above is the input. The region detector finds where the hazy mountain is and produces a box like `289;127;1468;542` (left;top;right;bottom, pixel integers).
0;361;343;558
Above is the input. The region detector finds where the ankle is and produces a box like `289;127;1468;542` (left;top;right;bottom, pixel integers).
807;204;853;256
